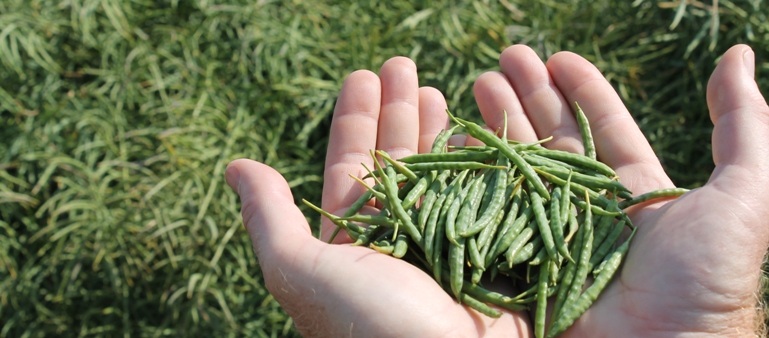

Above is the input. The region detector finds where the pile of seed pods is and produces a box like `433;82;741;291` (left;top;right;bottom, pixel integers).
304;104;687;337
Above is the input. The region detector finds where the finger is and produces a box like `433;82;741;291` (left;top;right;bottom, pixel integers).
546;52;673;193
448;134;467;148
418;86;450;153
226;159;350;335
225;159;318;270
473;71;539;143
707;44;769;208
322;70;381;241
377;57;421;160
499;45;583;153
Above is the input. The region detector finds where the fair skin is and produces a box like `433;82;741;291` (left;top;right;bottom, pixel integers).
226;44;769;337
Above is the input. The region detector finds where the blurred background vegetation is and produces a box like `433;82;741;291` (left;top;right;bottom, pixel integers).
1;0;767;336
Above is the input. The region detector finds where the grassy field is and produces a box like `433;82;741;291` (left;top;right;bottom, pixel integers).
1;0;768;336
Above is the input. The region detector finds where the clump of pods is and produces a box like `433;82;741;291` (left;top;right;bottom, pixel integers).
305;104;687;338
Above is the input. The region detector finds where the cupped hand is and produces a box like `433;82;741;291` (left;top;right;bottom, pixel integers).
554;44;769;337
226;44;769;337
477;44;769;337
226;57;531;337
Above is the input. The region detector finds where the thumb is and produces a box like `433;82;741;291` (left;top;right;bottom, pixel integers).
707;45;769;208
225;159;319;278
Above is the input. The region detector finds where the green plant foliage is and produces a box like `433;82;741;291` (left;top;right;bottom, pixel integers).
1;0;767;336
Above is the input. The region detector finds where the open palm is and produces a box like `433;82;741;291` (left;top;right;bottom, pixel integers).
226;44;768;337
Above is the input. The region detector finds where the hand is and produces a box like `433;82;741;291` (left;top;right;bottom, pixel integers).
225;44;769;337
564;44;769;336
225;56;530;337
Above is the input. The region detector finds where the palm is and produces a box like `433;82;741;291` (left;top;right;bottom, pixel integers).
291;240;528;336
565;186;763;336
227;44;768;337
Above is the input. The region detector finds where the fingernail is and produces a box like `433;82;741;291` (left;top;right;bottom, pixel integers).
744;49;755;79
225;164;241;195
